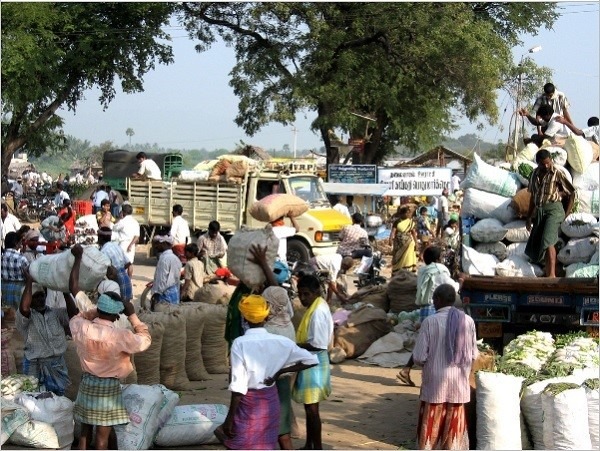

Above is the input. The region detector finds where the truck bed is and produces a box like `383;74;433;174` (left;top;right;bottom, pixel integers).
462;275;598;296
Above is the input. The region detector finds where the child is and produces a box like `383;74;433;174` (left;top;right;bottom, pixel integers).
96;199;114;229
293;275;334;450
181;243;207;302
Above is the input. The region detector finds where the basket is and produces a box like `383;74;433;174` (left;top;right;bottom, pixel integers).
73;200;93;217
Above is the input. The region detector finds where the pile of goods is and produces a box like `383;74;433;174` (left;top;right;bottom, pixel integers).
461;142;599;278
184;155;261;184
474;330;599;450
73;214;99;245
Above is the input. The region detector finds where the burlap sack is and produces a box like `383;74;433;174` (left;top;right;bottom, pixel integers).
64;341;82;401
132;318;165;386
197;304;229;374
386;270;418;313
194;281;235;305
348;285;389;312
248;193;309;223
511;188;532;218
225;160;248;178
334;319;392;359
209;159;230;177
469;350;496;389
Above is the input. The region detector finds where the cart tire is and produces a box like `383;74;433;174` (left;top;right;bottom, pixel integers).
140;286;152;311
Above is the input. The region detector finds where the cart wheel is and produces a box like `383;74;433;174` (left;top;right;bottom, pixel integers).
140;286;152;311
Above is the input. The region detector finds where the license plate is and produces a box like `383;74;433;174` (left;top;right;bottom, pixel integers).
478;322;502;338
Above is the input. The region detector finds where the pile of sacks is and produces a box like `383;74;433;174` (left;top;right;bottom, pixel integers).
73;215;99;245
460;145;599;278
189;155;261;184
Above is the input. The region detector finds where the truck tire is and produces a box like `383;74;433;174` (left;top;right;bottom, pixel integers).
287;238;311;264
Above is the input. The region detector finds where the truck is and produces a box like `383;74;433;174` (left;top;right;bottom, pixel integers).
125;159;352;262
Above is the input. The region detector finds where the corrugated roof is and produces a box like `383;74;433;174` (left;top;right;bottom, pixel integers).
397;146;472;167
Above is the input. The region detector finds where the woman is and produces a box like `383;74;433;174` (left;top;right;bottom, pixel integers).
389;206;417;274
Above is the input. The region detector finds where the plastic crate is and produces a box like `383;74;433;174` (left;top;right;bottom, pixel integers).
73;200;93;217
44;241;61;254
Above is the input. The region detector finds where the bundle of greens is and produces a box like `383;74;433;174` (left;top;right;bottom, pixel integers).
583;378;600;391
542;336;600;376
542;382;580;396
501;331;555;371
518;163;534;180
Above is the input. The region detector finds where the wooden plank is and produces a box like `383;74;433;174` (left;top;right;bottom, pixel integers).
462;276;598;295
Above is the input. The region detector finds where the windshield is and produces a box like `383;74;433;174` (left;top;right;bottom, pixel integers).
287;175;329;207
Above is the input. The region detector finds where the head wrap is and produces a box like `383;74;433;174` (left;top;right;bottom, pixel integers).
24;229;40;241
97;293;124;315
238;294;270;324
153;235;174;245
97;280;121;296
262;286;292;327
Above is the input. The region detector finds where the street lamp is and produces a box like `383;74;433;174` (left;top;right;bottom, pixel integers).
512;45;542;161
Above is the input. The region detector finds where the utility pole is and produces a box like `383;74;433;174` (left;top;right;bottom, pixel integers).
291;125;298;158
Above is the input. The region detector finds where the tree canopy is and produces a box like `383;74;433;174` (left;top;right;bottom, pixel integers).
1;2;175;175
179;2;558;164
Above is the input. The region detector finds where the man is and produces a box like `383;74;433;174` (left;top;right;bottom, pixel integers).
197;220;228;275
11;177;24;200
169;204;190;258
181;243;209;302
40;214;67;243
346;195;359;216
216;294;318;450
270;214;300;263
525;148;575;278
451;172;461;193
309;253;353;304
98;227;133;302
132;152;162;180
1;203;22;250
16;267;77;396
150;235;182;308
113;204;140;277
556;116;600;145
90;185;109;215
337;212;371;259
1;232;29;310
22;229;43;264
67;244;151;450
53;182;70;208
330;195;351;218
107;185;121;218
519;104;570;141
532;82;573;134
435;188;450;236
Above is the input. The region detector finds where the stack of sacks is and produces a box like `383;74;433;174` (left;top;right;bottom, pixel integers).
559;213;599;277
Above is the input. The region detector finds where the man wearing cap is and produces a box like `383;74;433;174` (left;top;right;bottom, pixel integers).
66;244;151;450
16;266;77;396
150;234;182;308
98;227;132;302
215;294;318;450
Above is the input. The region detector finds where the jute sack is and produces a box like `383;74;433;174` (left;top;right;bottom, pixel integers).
194;281;235;304
132;317;165;386
248;193;309;223
227;226;279;289
155;303;210;381
387;270;418;314
334;313;392;359
197;303;229;374
347;284;389;311
64;341;82;402
225;159;248;178
510;188;532;219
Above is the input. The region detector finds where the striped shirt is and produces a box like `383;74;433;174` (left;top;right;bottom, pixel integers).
413;307;478;404
533;91;570;117
528;165;574;207
16;308;70;360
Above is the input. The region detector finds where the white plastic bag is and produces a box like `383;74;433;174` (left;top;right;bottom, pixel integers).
576;189;600;217
546;146;568;166
460;153;522;197
179;170;210;182
541;386;591;450
565;134;594;174
495;255;543;277
572;162;600;191
557;236;599;265
504;220;531;242
474;242;507;261
565;262;600;278
506;242;528;259
8;420;60;449
462;188;517;224
470;218;507;243
462;245;498;276
584;381;599;450
155;384;179;430
561;212;598;238
154;404;228;447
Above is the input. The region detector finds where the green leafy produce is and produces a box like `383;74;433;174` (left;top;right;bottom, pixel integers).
518;163;534;180
554;331;590;349
583;378;600;391
543;382;580;396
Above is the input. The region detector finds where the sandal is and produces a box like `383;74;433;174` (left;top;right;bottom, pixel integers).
396;370;416;387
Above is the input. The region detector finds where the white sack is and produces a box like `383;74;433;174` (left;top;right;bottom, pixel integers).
474;242;507;261
460;153;522;197
475;372;523;450
565;262;600;278
572;162;600;191
155;384;179;430
561;212;598;238
8;420;60;449
590;250;600;265
565;134;594;174
504;220;531;242
154;404;228;447
576;189;600;217
585;384;600;450
462;188;517;224
29;246;110;292
179;170;210;182
1;398;31;445
357;330;416;368
470;218;507;243
496;255;543;277
541;386;591;450
557;236;599;265
462;245;498;276
546;146;568;166
507;242;528;259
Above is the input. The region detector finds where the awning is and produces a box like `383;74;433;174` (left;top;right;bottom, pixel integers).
322;182;389;196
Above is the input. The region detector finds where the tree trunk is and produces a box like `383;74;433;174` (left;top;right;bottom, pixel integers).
1;135;26;178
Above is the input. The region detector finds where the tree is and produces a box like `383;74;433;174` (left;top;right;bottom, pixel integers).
179;3;558;165
1;2;175;176
126;128;135;146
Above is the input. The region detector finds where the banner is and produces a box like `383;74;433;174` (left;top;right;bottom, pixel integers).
378;167;451;196
328;164;377;184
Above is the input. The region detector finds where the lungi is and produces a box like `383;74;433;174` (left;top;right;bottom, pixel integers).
292;350;331;404
116;267;133;301
417;401;468;450
23;355;70;396
276;376;293;435
73;373;129;426
157;284;179;304
419;306;436;323
223;385;279;450
1;280;25;309
525;201;565;265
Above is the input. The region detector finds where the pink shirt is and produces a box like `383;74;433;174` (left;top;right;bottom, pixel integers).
413;307;478;404
69;308;151;379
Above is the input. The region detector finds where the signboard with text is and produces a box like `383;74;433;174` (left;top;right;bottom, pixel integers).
328;164;377;184
378;167;451;196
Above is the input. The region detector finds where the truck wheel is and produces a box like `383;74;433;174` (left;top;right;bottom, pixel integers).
287;239;311;264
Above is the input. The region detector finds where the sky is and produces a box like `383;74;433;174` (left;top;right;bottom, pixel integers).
59;2;600;152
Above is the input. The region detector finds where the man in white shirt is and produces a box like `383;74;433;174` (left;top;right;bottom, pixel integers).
451;172;461;193
1;204;22;250
520;104;570;140
309;253;353;303
436;188;450;236
330;195;351;218
556;116;600;145
132;152;162;180
90;185;109;214
113;204;140;277
54;182;70;208
169;204;190;259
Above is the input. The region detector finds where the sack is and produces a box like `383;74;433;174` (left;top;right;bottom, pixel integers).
592;141;600;161
194;281;235;304
209;159;231;177
576;189;600;217
474;242;508;261
348;284;389;311
198;303;229;374
584;381;600;450
227;226;279;289
572;162;600;191
516;142;540;162
565;134;594;173
178;170;209;182
475;372;523;450
155;384;179;431
511;188;532;219
496;255;543;277
8;420;60;449
248;193;309;223
155;311;189;390
131;318;165;386
504;220;531;242
470;218;507;243
557;236;599;265
546;146;568;166
154;404;228;447
29;246;110;292
541;385;591;450
224;159;248;179
462;245;498;276
561;212;598;238
14;392;74;449
334;318;392;359
460;153;522;197
462;188;517;224
565;262;600;278
386;270;418;313
114;384;165;450
506;242;528;259
1;398;30;445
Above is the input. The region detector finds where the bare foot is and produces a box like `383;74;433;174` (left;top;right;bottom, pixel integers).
396;368;415;387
